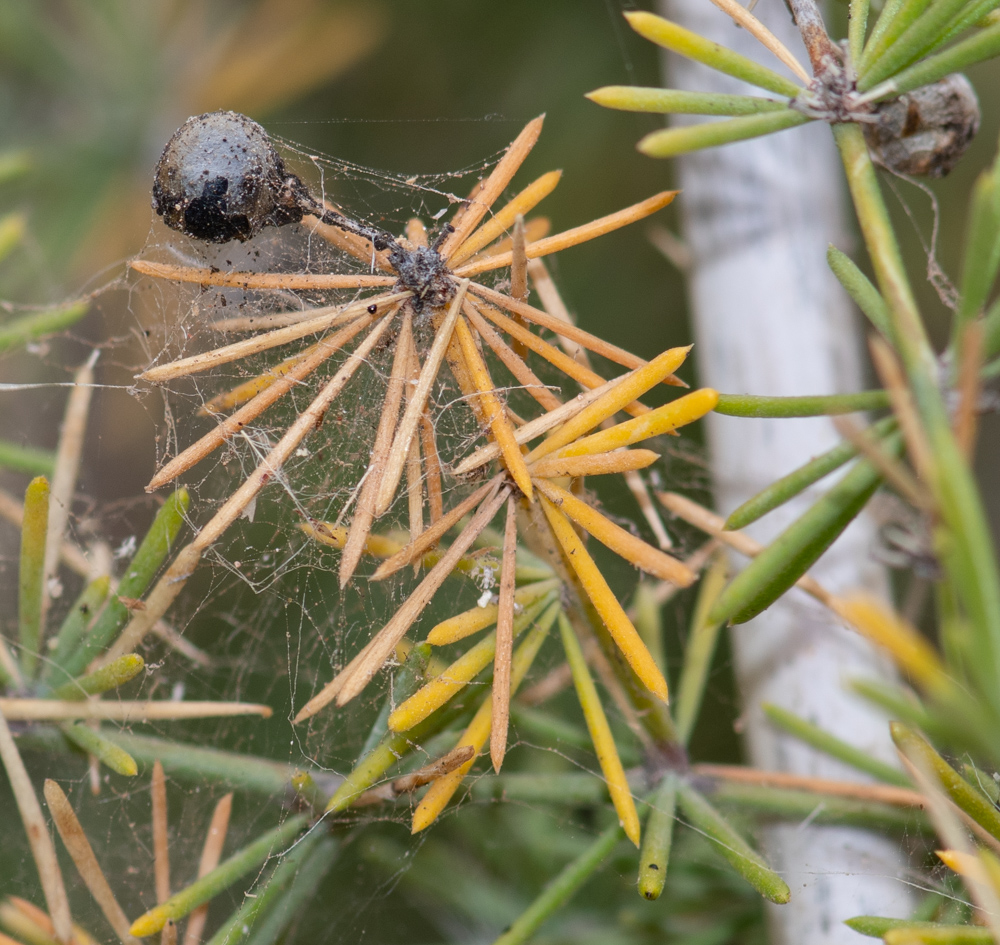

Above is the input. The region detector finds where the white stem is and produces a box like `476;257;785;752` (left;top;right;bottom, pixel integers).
659;0;915;939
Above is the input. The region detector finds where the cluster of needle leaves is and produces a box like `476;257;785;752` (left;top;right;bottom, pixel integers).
593;4;1000;944
5;0;1000;939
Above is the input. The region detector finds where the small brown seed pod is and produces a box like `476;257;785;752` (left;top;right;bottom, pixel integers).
862;73;980;178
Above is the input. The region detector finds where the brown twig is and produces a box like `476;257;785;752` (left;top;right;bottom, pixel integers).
786;0;840;75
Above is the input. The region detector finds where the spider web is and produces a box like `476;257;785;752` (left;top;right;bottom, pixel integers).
0;129;868;945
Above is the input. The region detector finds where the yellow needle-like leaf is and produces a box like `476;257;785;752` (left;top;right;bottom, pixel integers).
556;388;719;458
540;496;669;701
557;610;641;846
524;347;692;463
411;602;558;833
427;579;560;645
533;479;693;586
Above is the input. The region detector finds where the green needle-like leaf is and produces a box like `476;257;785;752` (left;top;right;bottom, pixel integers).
850;678;943;735
0;439;56;476
638;111;810;159
725;416;897;530
827;245;893;337
0;302;89;355
714;390;891;417
50;653;144;700
938;0;1000;45
59;722;137;776
206;832;337;945
857;0;934;74
846;916;991;941
675;552;728;745
587;86;788;115
44;576;110;682
850;0;871;62
19;476;49;678
129;815;309;937
955;170;1000;340
862;0;909;63
892;722;1000;843
242;837;340;945
862;20;1000;98
762;703;911;785
859;0;976;87
61;488;189;675
637;772;678;900
493;822;625;945
624;11;802;97
710;434;902;625
676;779;790;903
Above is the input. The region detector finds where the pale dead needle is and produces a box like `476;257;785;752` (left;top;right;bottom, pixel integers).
463;302;563;412
954;321;984;460
181;793;232;945
692;763;925;808
371;475;504;581
0;712;74;944
404;337;425;545
832;415;932;510
151;762;175;945
706;0;811;81
44;351;98;624
129;259;396;292
439;115;545;258
375;280;470;516
43;780;140;945
454;192;679;279
656;491;834;608
294;483;509;720
0;699;271;721
339;308;414;587
140;291;407;382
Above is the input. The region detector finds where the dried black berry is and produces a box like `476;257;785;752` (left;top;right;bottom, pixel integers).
152;111;304;243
